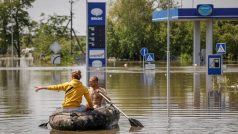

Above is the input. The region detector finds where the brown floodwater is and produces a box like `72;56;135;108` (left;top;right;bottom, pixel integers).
1;61;238;134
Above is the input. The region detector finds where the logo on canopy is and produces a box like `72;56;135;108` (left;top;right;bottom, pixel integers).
197;4;213;16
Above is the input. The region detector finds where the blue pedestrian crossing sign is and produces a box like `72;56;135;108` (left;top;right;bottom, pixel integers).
145;53;155;62
216;43;226;54
140;47;148;56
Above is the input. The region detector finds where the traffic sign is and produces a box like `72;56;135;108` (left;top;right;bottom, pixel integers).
216;43;226;54
51;54;61;64
145;53;155;62
145;63;155;70
50;42;61;54
208;54;222;75
140;47;148;56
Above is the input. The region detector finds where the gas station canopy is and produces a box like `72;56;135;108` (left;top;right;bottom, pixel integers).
152;7;238;22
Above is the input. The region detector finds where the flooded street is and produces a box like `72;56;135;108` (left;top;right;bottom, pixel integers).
1;62;238;134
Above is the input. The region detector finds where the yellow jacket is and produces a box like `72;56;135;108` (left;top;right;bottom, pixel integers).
47;79;93;108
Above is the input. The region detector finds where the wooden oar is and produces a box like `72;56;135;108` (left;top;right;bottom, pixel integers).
39;121;48;128
98;92;144;127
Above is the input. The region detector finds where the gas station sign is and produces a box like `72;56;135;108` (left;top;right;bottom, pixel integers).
87;1;106;88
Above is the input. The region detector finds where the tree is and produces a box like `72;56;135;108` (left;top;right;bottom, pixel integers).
32;14;81;64
0;3;9;55
12;0;35;57
0;0;35;57
107;0;158;60
154;0;180;10
214;21;238;59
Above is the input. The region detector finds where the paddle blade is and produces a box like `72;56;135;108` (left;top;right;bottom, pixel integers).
129;118;144;127
39;122;48;128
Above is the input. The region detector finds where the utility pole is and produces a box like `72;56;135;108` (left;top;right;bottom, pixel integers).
62;0;85;55
10;0;14;66
167;0;171;117
70;0;73;55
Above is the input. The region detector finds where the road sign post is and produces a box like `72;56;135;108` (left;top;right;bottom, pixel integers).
140;47;148;69
215;43;226;74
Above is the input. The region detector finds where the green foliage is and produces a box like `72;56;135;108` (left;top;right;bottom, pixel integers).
0;3;9;55
180;53;192;63
107;1;238;62
31;14;86;65
32;14;73;65
107;0;158;60
214;21;238;59
171;22;193;58
155;0;180;9
0;0;35;57
107;0;193;60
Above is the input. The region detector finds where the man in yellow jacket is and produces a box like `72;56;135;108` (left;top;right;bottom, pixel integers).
35;70;93;112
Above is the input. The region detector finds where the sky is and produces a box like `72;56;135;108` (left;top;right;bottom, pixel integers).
28;0;88;36
28;0;238;36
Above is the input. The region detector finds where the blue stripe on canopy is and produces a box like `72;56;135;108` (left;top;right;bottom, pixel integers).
152;8;238;22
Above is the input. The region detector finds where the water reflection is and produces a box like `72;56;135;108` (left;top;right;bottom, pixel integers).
207;90;223;109
142;70;155;87
129;126;143;132
206;74;213;93
0;70;31;111
51;71;62;85
50;127;119;134
205;75;227;110
193;72;200;108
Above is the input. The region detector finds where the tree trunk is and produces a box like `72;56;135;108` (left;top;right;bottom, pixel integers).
0;16;8;55
14;10;21;58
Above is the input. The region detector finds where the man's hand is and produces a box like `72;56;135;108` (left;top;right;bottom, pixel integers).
96;89;102;94
86;103;94;111
88;107;94;111
86;106;94;111
97;90;111;101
